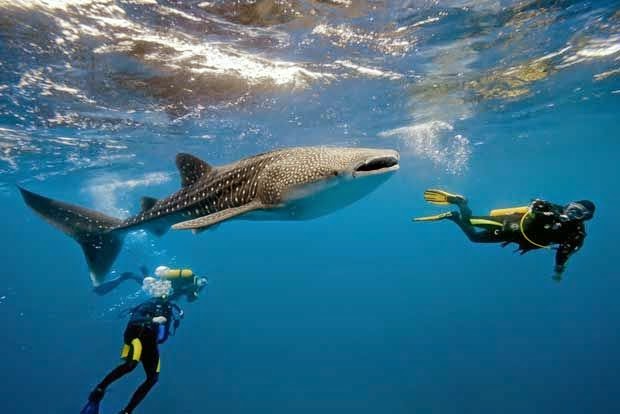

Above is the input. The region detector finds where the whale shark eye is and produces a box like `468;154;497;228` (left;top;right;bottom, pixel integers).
332;171;339;176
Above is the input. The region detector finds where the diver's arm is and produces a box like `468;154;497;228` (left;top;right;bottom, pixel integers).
153;304;171;343
155;303;180;344
554;225;586;277
152;316;168;324
152;315;170;343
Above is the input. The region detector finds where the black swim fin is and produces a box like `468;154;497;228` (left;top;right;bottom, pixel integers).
80;387;104;414
80;400;100;414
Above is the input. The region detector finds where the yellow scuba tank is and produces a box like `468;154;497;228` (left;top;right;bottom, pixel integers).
155;266;194;280
489;206;529;216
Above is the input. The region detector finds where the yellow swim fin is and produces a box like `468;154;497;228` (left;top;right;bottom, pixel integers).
423;189;466;206
412;211;455;222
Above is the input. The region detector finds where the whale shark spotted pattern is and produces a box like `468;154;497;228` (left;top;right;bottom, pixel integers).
20;146;399;285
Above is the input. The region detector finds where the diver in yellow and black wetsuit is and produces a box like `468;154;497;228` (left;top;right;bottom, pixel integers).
80;286;184;414
413;189;595;281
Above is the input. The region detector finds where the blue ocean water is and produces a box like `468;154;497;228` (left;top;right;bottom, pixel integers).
1;1;620;413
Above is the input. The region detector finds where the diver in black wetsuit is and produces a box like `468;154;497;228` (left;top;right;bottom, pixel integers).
80;296;184;414
414;189;595;281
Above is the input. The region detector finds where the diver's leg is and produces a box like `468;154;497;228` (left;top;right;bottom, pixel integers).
97;335;144;390
123;271;145;284
139;266;149;277
86;358;138;405
122;373;158;413
443;195;502;243
87;333;142;404
122;346;160;413
455;200;473;221
92;273;143;296
96;360;138;390
92;277;125;296
449;213;502;243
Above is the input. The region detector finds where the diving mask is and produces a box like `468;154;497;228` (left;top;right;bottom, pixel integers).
563;201;594;221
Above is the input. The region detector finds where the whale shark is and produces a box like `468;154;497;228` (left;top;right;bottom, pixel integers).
19;146;399;285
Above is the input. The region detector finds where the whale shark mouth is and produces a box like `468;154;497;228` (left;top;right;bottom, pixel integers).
353;155;400;177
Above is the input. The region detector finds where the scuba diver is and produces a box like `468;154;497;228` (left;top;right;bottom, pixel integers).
413;189;595;281
154;266;208;303
80;279;185;414
93;266;208;302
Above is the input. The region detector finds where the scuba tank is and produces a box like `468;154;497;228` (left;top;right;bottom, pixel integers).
155;266;207;301
155;266;194;279
489;206;529;216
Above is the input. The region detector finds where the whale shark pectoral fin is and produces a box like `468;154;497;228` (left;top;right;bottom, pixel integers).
172;201;264;231
191;223;221;235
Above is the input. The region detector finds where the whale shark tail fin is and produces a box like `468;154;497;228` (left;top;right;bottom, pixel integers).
18;186;125;286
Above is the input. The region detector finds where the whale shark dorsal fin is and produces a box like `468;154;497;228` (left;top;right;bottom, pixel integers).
172;201;263;231
141;196;159;212
176;153;213;187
